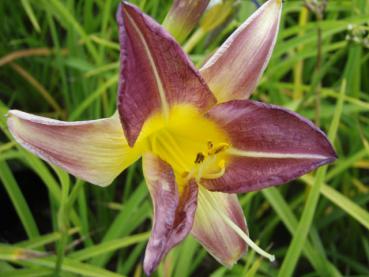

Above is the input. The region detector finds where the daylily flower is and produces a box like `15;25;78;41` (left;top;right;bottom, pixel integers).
7;0;336;275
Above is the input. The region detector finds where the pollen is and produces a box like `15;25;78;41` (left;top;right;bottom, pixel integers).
192;141;230;182
207;141;214;150
195;152;205;164
209;142;230;155
181;171;190;178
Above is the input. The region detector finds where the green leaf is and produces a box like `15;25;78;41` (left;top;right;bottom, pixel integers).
301;175;369;231
0;245;125;277
278;80;346;277
0;161;40;241
69;232;150;261
20;0;41;32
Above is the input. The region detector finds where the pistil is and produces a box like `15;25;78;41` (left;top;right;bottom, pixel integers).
198;187;276;262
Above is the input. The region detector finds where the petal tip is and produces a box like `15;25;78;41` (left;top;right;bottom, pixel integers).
320;136;338;163
116;1;131;26
143;258;155;276
6;110;22;138
6;110;133;187
200;0;282;101
269;0;283;8
324;152;338;165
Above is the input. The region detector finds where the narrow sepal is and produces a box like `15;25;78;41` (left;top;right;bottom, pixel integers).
192;187;247;266
200;0;282;102
143;153;198;275
203;100;337;193
163;0;210;43
117;2;216;146
7;110;141;186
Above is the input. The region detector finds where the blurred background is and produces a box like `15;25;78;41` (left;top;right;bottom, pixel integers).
0;0;369;276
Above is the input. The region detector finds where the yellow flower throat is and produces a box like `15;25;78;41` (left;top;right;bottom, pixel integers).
139;105;230;190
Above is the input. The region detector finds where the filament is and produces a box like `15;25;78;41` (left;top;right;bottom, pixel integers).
199;187;275;262
219;211;275;262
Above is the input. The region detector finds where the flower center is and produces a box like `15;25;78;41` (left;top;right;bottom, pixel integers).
186;141;230;183
139;105;230;189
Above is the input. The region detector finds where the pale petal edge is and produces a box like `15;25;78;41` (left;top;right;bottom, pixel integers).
7;110;139;186
200;0;282;102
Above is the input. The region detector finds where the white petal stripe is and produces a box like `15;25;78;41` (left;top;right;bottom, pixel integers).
227;147;329;160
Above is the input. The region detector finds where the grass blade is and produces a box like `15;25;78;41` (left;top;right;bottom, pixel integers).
278;80;346;277
0;161;40;240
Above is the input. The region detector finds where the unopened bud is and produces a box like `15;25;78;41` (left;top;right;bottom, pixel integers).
163;0;210;43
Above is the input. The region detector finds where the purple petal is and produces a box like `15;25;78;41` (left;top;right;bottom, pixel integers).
202;100;337;193
142;153;198;275
7;110;141;186
192;187;247;266
117;2;216;146
200;0;282;102
163;0;210;43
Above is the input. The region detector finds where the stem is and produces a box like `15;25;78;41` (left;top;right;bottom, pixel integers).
183;28;206;53
54;170;70;276
66;179;84;214
278;79;345;277
293;6;309;100
305;0;327;127
314;25;323;126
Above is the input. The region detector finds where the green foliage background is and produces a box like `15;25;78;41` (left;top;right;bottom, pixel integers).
0;0;369;276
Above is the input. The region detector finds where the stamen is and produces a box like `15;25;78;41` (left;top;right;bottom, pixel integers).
182;168;196;183
194;152;205;164
203;160;226;179
219;210;276;262
208;142;230;155
199;187;275;263
181;171;190;178
207;141;214;150
213;143;230;154
202;167;225;179
218;159;225;168
196;161;204;183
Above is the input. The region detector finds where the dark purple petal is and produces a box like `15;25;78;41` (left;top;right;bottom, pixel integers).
117;2;216;146
142;153;198;275
192;188;247;266
202;100;337;193
200;0;282;102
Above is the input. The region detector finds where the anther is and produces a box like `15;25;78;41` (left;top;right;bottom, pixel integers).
181;171;190;178
207;141;213;150
213;143;230;154
195;152;205;164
